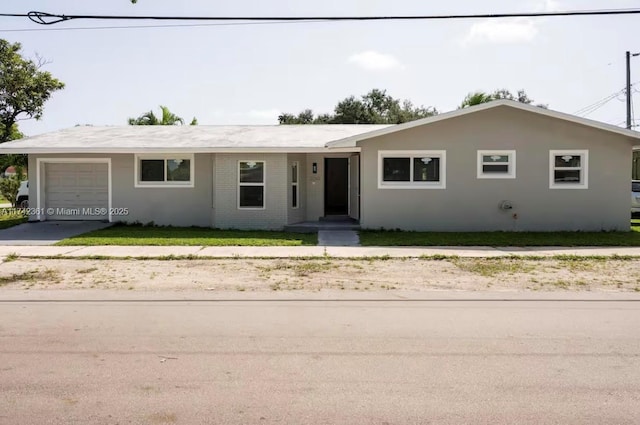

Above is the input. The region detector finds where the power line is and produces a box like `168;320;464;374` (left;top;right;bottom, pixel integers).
574;82;639;118
574;92;622;116
0;8;639;26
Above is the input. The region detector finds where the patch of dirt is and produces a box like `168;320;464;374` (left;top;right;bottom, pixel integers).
1;257;640;292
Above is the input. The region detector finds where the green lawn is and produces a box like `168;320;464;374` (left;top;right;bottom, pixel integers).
56;223;317;246
359;223;640;247
0;209;27;230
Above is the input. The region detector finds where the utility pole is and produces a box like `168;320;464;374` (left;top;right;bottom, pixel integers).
628;50;640;130
629;51;633;130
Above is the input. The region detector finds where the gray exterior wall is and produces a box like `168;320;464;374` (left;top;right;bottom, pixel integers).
214;153;288;230
28;152;301;229
304;152;353;221
287;154;306;225
359;106;635;231
29;153;213;227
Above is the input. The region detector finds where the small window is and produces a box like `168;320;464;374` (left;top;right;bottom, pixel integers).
477;150;516;179
291;162;299;209
549;150;588;189
136;155;193;187
378;151;446;189
239;161;265;209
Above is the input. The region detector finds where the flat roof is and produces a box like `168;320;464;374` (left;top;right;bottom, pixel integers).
0;124;391;154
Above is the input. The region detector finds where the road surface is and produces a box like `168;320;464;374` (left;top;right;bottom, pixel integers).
1;293;639;424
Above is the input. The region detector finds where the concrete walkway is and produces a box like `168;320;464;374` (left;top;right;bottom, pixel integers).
2;244;640;258
317;230;360;246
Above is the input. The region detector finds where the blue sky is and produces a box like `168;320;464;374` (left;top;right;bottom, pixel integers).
1;0;638;136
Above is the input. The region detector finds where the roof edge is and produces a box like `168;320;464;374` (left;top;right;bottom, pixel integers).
325;100;640;148
0;147;361;155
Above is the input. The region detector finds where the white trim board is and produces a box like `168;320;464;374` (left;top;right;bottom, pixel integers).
237;160;266;210
377;150;447;190
134;153;195;188
549;150;589;190
477;150;516;179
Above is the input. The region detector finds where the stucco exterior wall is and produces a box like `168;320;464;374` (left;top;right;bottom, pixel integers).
305;153;324;221
359;106;634;231
304;152;354;221
29;153;213;227
214;153;287;230
287;154;306;224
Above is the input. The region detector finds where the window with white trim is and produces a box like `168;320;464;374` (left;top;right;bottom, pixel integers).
477;150;516;179
135;154;194;187
378;150;446;189
549;150;588;189
239;161;265;209
291;161;299;209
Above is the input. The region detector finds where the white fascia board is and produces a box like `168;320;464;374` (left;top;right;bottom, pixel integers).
325;100;640;148
0;147;361;154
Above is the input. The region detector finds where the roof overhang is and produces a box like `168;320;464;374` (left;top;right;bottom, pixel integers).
325;100;640;148
0;147;361;155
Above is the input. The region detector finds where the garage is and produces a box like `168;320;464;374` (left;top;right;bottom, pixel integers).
44;162;109;221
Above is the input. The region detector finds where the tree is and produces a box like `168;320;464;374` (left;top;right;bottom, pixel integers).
459;89;547;109
458;91;495;109
0;39;65;144
279;89;438;125
128;105;196;126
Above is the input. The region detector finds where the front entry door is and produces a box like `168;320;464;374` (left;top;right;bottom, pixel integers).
324;158;349;216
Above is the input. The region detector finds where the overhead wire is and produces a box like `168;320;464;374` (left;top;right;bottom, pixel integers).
574;82;640;118
574;90;625;117
0;8;638;27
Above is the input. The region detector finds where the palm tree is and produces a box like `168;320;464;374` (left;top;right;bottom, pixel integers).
128;105;186;125
459;91;495;109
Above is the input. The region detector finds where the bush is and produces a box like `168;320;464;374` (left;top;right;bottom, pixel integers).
0;175;25;207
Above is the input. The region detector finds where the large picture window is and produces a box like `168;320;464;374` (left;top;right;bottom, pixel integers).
378;150;446;189
239;161;265;209
135;154;194;187
549;150;588;189
477;150;516;179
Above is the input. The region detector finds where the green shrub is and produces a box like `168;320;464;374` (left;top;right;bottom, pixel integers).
0;175;25;207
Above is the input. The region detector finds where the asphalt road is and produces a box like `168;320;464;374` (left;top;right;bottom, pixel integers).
1;294;639;424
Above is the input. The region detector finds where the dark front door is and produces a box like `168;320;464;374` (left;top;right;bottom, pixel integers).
324;158;349;216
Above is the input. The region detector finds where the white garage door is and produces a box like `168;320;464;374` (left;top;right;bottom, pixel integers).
44;163;109;221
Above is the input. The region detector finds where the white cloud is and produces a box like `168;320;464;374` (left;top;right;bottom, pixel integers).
348;51;405;71
462;19;538;45
461;0;561;46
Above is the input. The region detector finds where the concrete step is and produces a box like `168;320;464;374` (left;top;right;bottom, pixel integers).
284;222;360;233
317;230;360;247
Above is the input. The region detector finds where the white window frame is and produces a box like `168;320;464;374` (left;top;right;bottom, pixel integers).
477;150;516;179
238;160;266;210
134;154;195;188
378;150;446;189
549;150;589;189
291;161;299;209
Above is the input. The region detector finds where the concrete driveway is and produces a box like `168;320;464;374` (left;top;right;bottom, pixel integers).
0;221;112;245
